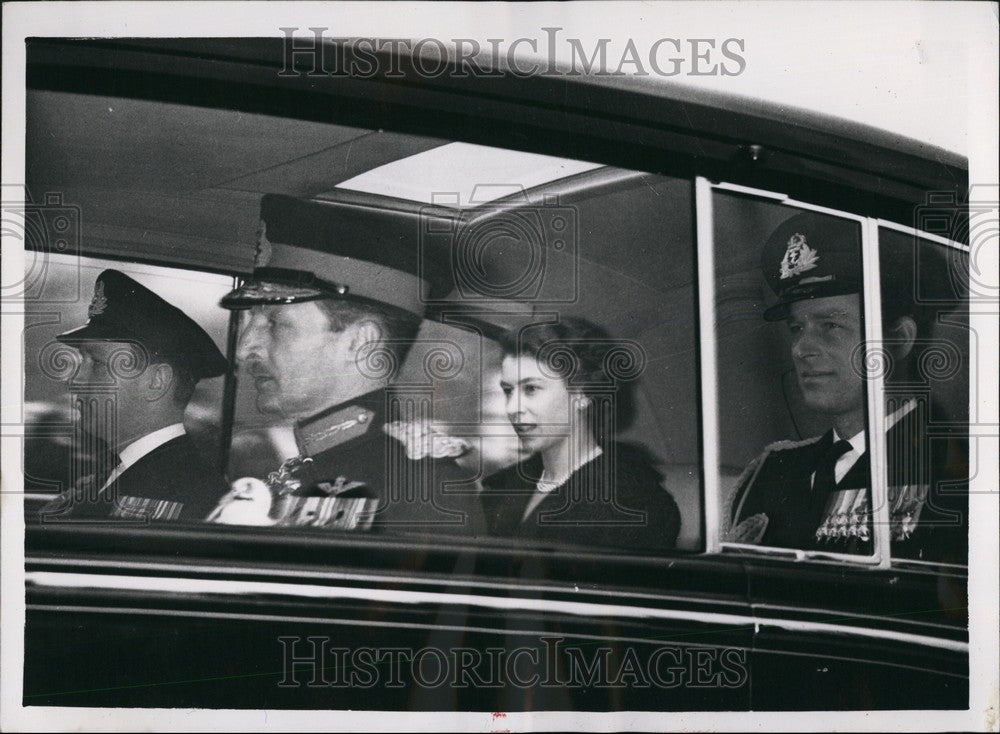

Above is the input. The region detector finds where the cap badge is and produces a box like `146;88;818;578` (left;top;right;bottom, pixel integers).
779;233;820;280
254;220;273;268
88;280;108;318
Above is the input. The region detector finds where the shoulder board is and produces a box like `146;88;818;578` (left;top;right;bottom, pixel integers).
725;433;824;528
296;405;376;457
760;434;824;454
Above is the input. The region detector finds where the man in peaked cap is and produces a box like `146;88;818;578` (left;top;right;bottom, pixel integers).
213;194;476;534
726;211;967;563
41;269;229;522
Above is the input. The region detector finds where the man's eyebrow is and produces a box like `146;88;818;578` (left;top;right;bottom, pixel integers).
807;309;854;319
502;377;540;385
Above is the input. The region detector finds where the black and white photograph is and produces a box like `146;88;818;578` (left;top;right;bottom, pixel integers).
1;2;998;731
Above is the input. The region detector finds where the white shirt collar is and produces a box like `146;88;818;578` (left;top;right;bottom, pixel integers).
832;425;868;457
116;423;187;472
823;399;917;486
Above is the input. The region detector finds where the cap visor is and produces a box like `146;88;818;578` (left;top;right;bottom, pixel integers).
220;280;328;310
762;301;791;322
55;321;121;344
763;280;863;321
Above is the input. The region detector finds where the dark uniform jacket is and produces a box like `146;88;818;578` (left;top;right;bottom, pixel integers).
275;388;485;538
728;402;968;563
481;442;681;550
41;433;227;523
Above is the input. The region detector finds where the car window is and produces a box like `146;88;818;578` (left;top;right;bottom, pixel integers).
711;188;875;558
23;122;702;553
876;226;969;566
708;184;971;568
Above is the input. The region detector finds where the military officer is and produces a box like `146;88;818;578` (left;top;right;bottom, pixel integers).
214;194;477;534
727;212;967;563
42;270;229;522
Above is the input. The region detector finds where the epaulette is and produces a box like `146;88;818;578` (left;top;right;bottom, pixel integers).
295;404;376;458
735;434;823;495
725;433;824;528
760;434;824;454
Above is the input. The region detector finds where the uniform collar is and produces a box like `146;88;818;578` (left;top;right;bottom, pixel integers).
99;423;186;491
830;398;917;456
831;426;867;458
294;388;387;458
117;423;186;471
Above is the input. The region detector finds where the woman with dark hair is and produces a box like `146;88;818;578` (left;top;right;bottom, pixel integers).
483;317;680;550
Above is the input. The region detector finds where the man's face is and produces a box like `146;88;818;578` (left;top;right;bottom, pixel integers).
71;340;152;441
787;294;865;418
236;301;353;418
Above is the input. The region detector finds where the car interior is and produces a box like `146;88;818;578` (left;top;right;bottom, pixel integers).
24;85;969;557
25;88;707;549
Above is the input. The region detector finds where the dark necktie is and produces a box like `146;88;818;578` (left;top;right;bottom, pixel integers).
812;439;853;495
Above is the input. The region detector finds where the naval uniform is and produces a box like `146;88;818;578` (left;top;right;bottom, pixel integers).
41;426;227;522
43;269;229;523
728;400;968;563
268;388;486;537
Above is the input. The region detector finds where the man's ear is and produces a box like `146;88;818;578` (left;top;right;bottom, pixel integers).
887;316;918;361
346;318;385;359
146;362;175;403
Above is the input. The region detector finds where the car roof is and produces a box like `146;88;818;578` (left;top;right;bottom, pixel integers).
26;37;968;273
